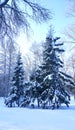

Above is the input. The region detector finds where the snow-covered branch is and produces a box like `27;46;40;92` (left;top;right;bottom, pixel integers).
0;0;9;7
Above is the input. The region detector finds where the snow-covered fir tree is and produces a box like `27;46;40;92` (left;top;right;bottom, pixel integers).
29;68;42;107
5;52;25;107
35;34;75;109
19;33;75;109
20;68;41;108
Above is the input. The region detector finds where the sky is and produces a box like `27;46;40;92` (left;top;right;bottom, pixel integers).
31;0;69;39
17;0;75;56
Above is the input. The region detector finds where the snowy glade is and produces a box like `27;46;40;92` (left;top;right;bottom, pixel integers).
1;97;75;130
5;34;75;109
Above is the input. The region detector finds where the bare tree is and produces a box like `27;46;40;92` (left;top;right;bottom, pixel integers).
62;1;75;55
23;54;33;80
31;42;42;59
63;0;75;43
30;42;43;70
0;0;50;39
63;24;75;43
67;0;75;17
21;42;43;80
0;37;17;96
65;52;75;80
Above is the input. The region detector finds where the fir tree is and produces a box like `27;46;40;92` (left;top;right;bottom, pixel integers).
20;68;41;108
36;35;74;109
29;68;42;108
5;52;25;107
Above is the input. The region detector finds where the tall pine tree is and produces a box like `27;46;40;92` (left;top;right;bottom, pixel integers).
5;52;25;107
35;35;74;109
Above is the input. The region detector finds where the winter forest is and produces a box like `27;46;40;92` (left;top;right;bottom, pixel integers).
0;0;74;110
1;0;75;130
0;0;75;110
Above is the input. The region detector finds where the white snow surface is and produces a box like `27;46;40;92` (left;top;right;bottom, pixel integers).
0;97;75;130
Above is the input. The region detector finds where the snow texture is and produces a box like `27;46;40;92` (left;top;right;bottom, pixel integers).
44;74;53;81
0;97;75;130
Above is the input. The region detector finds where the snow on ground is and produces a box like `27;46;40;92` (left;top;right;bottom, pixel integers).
0;97;75;130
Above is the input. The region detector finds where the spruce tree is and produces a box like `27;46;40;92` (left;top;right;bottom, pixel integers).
36;35;74;109
29;68;42;107
5;52;25;107
20;68;41;107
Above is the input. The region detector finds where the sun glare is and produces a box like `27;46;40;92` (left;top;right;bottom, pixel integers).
17;33;32;55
